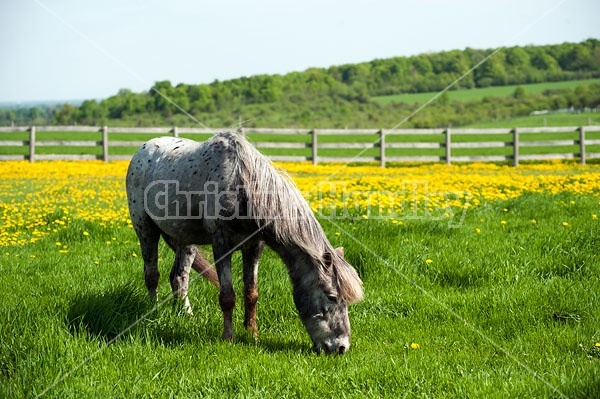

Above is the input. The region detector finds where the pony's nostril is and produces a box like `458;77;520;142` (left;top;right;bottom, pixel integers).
338;345;346;354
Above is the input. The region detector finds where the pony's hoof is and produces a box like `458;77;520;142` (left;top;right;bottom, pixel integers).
246;326;259;342
148;291;158;302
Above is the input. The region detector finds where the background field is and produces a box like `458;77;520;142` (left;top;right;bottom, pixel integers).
0;161;599;398
372;79;600;105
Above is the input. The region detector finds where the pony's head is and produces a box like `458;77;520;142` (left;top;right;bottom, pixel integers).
294;247;363;354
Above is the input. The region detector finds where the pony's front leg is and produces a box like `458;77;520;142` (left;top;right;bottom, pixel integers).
242;241;264;339
170;245;195;315
212;233;236;341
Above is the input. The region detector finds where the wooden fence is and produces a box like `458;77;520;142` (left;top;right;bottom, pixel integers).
1;125;600;167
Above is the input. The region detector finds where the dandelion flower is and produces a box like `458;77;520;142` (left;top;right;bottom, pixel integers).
531;219;537;224
475;228;481;233
501;220;507;225
83;231;89;236
593;214;598;220
410;343;420;349
425;259;433;265
562;222;569;227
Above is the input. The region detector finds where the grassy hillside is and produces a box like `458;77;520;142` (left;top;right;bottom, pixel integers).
464;111;600;128
372;79;600;105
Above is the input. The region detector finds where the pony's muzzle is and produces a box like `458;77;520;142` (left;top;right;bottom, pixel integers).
314;336;350;355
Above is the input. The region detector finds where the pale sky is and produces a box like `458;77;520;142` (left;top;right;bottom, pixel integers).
1;0;599;103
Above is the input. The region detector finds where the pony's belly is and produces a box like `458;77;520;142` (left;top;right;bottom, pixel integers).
155;218;213;246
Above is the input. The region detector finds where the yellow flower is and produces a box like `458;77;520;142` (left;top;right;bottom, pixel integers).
562;222;569;227
501;220;507;225
2;160;600;248
410;343;420;349
425;259;433;265
595;342;600;348
475;228;481;233
530;219;537;224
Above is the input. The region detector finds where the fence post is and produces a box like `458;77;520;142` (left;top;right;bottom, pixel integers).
29;126;36;163
172;126;179;138
512;128;519;167
579;126;586;165
102;126;109;162
379;129;386;168
445;128;451;165
312;129;318;165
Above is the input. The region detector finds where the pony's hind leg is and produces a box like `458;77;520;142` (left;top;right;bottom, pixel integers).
162;234;219;288
242;241;264;338
170;244;196;315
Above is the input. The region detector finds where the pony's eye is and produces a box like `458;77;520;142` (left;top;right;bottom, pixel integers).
326;294;337;302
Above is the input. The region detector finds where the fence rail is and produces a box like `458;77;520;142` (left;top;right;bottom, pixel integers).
1;125;600;166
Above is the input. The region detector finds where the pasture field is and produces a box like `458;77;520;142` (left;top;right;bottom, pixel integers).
1;160;600;398
464;111;600;129
371;79;600;105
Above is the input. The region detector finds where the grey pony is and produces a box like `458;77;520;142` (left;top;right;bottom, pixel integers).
126;131;363;354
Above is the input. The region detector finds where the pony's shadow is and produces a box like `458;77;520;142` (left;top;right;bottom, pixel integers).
66;283;309;353
67;282;219;346
248;335;309;354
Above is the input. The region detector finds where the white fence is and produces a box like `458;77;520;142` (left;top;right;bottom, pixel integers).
1;125;600;166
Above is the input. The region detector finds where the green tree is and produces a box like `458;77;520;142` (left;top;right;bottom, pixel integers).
475;53;507;87
513;85;527;100
53;104;78;125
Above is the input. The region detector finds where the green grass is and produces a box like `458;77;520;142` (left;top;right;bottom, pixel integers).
1;186;599;397
464;111;600;129
372;79;600;105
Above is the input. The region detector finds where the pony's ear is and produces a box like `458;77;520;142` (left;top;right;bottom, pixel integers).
334;247;345;258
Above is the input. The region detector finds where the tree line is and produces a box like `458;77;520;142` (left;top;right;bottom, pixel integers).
2;39;599;128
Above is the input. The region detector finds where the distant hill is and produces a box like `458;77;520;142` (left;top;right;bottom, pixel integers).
1;39;599;128
0;99;85;109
